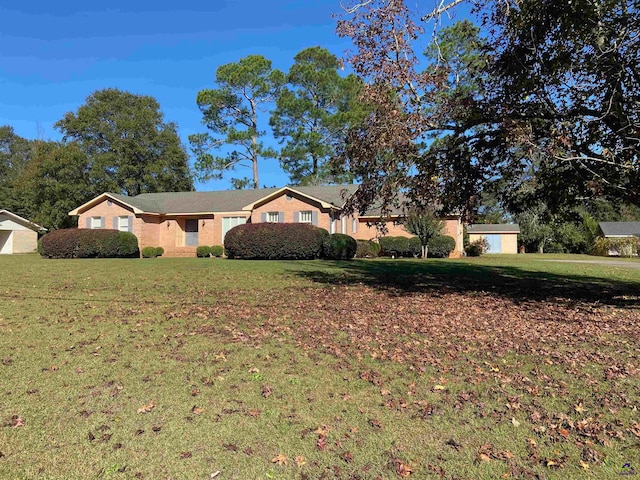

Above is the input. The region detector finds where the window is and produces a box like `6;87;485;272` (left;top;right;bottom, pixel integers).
117;216;129;232
266;212;279;223
299;211;312;223
90;217;102;229
222;216;247;242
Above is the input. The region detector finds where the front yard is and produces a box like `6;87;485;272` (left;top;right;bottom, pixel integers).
0;254;638;479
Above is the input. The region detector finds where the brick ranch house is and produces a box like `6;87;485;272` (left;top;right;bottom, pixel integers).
69;185;463;258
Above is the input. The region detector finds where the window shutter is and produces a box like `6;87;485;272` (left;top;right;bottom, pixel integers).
128;216;133;232
261;213;266;223
312;211;318;226
85;218;91;229
113;217;118;230
294;211;299;223
100;217;105;229
278;212;284;223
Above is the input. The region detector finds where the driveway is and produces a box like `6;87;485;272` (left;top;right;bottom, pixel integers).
542;259;640;269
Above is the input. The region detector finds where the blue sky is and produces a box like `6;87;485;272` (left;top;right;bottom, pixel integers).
0;0;357;190
1;1;470;191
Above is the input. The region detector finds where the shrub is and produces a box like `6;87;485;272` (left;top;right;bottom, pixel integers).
355;240;380;258
155;247;164;257
465;238;487;257
224;223;327;260
379;236;420;257
142;246;160;258
196;246;211;258
40;229;140;259
407;237;422;257
428;235;456;258
322;233;357;260
593;237;639;257
210;245;224;257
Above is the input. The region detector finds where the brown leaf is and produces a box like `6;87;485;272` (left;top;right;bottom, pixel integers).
180;451;192;459
341;451;354;463
271;453;287;466
11;416;25;428
137;402;155;414
261;385;273;398
294;456;306;467
191;405;203;415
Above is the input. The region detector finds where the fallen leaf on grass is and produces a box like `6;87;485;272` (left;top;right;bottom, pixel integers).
294;456;306;467
392;458;413;477
137;402;155;414
511;418;520;427
180;451;192;459
11;416;25;428
272;453;287;466
191;405;203;415
341;451;354;463
261;385;273;398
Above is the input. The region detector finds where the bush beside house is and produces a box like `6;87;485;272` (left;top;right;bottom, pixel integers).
142;246;164;258
322;233;357;260
355;240;381;258
40;229;139;259
427;235;456;258
224;223;327;260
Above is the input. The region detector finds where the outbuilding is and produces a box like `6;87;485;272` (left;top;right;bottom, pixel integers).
467;224;520;254
0;210;45;254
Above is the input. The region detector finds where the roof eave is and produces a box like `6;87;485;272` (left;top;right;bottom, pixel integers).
69;193;145;216
242;186;334;210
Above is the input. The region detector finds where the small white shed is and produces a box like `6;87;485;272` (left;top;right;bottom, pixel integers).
467;224;520;254
0;210;45;254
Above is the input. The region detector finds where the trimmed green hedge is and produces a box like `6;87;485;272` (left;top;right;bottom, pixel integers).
40;229;139;259
379;236;421;258
142;246;163;258
225;223;328;260
428;235;456;258
210;245;224;257
196;246;211;258
355;240;381;258
322;233;357;260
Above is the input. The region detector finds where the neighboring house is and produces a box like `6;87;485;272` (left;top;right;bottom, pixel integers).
69;185;464;258
598;222;640;256
467;224;520;254
0;209;46;254
598;222;640;239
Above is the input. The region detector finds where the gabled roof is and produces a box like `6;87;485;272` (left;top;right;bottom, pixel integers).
0;209;46;232
467;224;520;234
69;185;360;216
599;221;640;237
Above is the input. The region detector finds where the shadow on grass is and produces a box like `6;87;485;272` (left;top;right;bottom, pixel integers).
289;259;640;308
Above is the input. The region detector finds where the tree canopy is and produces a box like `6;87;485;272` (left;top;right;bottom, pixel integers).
56;88;193;196
270;46;365;185
336;0;640;219
190;55;285;189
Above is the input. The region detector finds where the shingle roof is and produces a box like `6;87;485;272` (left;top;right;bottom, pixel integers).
107;185;360;214
467;224;520;234
599;221;640;237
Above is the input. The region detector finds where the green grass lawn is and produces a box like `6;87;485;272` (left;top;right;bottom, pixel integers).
0;253;638;479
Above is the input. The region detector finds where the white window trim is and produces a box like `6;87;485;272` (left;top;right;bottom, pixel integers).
299;211;313;224
118;216;129;232
91;217;102;229
266;212;279;223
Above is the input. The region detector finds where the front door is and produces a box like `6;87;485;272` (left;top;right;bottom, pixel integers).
185;219;199;246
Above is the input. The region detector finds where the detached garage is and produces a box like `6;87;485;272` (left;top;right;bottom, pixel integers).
467;224;520;254
0;210;45;254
